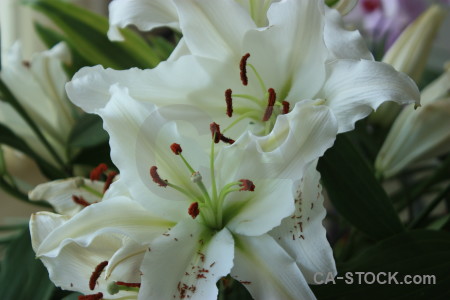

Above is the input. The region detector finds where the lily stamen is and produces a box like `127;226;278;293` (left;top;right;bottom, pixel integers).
210;122;234;144
239;53;251;86
188;202;200;219
225;89;233;117
282;101;290;114
90;163;108;181
103;171;118;193
150;166;168;187
78;292;103;300
239;179;256;191
262;88;277;121
89;261;108;290
72;195;91;207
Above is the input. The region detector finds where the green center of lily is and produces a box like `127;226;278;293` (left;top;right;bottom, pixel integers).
149;124;255;230
223;53;291;136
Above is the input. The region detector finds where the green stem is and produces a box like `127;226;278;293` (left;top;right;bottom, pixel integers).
82;184;103;198
247;63;267;94
408;183;450;229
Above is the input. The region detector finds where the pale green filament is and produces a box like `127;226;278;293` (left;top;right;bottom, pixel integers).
81;185;103;198
247;63;267;94
179;152;211;203
222;111;260;134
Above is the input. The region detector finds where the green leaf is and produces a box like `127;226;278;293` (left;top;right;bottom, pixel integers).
24;0;162;69
0;123;65;180
69;114;108;148
70;142;113;168
317;134;404;240
0;229;55;300
312;230;450;299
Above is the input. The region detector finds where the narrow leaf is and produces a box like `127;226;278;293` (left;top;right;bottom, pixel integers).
318;134;404;239
0;229;55;300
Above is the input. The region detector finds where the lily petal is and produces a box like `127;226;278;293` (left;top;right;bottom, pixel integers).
139;219;234;299
173;0;256;60
324;7;373;60
270;161;336;283
319;59;420;133
108;0;179;41
28;177;104;216
98;86;209;218
30;212;136;297
231;234;315;300
35;197;175;258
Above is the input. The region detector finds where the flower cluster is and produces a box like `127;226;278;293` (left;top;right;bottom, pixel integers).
29;0;420;299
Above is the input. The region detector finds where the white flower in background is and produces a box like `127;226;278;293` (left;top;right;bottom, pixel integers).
70;0;419;144
382;4;447;82
29;163;118;216
0;42;74;165
31;90;338;299
375;64;450;179
370;4;447;127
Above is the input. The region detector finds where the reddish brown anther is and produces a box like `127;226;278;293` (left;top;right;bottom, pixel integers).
225;89;233;117
262;88;277;121
239;53;251;86
239;179;255;191
103;171;118;193
72;195;91;207
188;202;200;219
78;293;103;300
210;122;221;143
282;101;290;114
90;163;108;181
89;261;108;290
150;166;168;187
220;135;235;145
116;281;141;288
170;143;183;155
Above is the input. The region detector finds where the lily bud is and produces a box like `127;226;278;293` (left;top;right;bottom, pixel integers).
332;0;359;16
371;4;447;127
382;4;447;83
375;63;450;179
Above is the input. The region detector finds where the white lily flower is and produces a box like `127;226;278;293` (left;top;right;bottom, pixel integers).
28;164;118;216
70;0;419;143
32;88;338;299
0;42;74;165
375;64;450;179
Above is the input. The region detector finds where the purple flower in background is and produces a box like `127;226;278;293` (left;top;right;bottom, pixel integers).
345;0;427;50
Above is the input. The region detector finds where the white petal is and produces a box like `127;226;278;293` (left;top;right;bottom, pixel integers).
173;0;255;59
319;59;420;133
245;0;329;99
108;0;179;41
218;101;338;181
66;55;219;115
139;219;234;299
30;211;69;252
231;234;316;300
30;212;136;297
324;6;373;60
269;161;336;283
28;177;104;216
376;100;450;178
35;197;175;258
98;86;208;219
222;178;294;237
